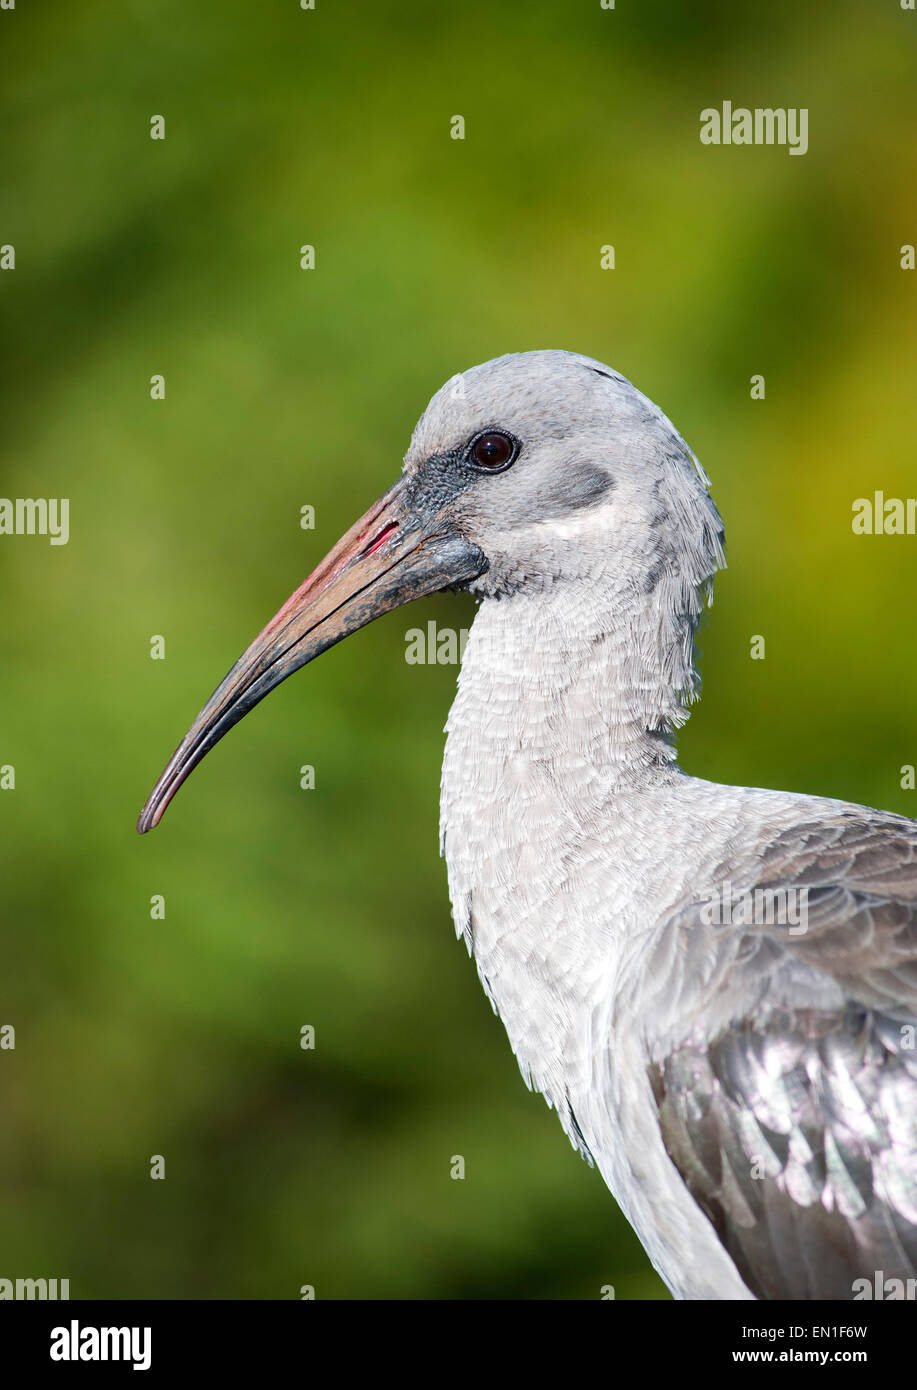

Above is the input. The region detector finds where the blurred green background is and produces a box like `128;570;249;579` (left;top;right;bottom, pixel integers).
1;0;915;1299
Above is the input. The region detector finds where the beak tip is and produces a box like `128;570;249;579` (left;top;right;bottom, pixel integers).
136;798;162;835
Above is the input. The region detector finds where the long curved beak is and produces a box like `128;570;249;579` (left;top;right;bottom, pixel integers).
137;476;486;833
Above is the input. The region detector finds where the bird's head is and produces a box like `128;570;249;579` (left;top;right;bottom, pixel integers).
138;350;724;832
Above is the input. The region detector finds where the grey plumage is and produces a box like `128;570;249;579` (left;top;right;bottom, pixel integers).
139;348;917;1300
650;817;917;1299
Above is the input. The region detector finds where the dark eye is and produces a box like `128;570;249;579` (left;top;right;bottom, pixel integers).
470;430;518;472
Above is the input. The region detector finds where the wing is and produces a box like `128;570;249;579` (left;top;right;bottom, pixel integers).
649;813;917;1300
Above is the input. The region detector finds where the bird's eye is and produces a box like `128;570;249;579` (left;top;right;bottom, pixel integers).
469;430;518;472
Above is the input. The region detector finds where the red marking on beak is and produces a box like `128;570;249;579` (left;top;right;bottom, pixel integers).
360;521;399;558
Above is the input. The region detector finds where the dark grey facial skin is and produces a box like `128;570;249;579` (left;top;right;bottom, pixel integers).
411;413;615;535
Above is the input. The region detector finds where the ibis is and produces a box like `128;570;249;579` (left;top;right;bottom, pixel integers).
139;350;917;1300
